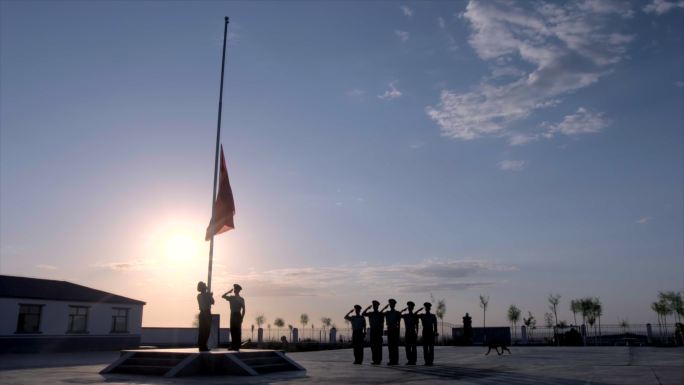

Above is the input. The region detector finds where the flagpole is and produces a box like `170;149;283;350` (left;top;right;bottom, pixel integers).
208;16;230;292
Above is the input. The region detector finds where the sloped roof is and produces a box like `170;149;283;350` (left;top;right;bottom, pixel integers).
0;275;145;305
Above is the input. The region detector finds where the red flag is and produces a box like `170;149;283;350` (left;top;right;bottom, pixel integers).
205;145;235;240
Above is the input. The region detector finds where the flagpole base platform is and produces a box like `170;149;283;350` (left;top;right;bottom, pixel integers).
100;348;305;377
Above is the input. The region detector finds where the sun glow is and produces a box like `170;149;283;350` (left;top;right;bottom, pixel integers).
163;231;200;263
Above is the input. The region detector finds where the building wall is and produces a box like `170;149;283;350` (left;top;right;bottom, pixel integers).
0;297;143;353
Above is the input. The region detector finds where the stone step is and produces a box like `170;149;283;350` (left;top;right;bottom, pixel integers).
239;356;283;365
114;364;170;375
250;362;296;373
125;357;184;367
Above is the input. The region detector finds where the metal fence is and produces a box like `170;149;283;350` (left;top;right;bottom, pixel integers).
243;322;679;346
244;321;459;344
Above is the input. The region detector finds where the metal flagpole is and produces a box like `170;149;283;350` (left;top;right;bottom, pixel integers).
208;16;230;292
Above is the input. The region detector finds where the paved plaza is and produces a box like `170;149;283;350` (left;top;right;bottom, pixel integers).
1;346;683;385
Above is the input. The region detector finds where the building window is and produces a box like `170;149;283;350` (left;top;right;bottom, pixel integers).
67;306;89;333
111;308;129;333
16;304;43;333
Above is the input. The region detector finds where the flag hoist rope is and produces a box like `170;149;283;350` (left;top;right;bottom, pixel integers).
208;16;229;292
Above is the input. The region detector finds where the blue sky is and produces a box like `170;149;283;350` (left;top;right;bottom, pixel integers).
1;0;682;328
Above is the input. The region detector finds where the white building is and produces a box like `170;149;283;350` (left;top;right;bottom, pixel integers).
0;275;145;353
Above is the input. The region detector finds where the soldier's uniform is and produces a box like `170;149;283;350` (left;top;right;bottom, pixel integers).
421;303;438;366
345;305;366;364
385;299;402;365
402;301;419;365
364;301;385;365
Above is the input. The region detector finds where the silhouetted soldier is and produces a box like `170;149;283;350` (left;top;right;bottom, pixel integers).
345;305;367;364
362;300;384;365
400;301;419;365
417;302;438;366
383;299;401;365
463;312;473;345
222;284;245;351
196;281;214;352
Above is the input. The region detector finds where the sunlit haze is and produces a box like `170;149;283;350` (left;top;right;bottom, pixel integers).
1;1;683;331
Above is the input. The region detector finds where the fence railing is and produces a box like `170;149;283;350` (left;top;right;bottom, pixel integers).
244;321;459;344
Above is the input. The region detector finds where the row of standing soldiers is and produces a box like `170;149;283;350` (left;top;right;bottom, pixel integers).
344;299;438;366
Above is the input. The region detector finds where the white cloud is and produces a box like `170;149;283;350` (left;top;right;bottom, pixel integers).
211;259;517;297
438;16;446;29
378;82;403;100
675;81;684;87
508;133;540;146
643;0;684;15
426;0;632;143
346;89;366;97
499;160;527;171
542;107;609;136
395;30;410;42
36;264;57;270
400;5;414;17
93;259;151;271
636;217;651;224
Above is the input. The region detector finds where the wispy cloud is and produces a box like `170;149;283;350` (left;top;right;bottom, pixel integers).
427;0;632;143
346;88;366;98
643;0;684;15
499;160;527;171
400;5;414;17
93;259;151;271
675;81;684;87
36;264;57;270
438;16;446;29
378;82;403;100
211;259;517;297
395;30;410;42
542;107;609;136
636;217;651;224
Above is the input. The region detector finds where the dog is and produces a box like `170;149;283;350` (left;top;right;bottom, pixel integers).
485;342;512;355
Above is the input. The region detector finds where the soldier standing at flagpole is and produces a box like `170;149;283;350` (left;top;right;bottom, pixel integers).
222;284;245;351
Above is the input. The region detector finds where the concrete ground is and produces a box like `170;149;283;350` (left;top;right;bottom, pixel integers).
1;346;683;385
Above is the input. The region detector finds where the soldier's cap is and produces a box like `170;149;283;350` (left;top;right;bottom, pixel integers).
354;304;362;310
372;300;380;306
388;299;396;304
424;302;432;308
234;284;242;291
407;301;415;307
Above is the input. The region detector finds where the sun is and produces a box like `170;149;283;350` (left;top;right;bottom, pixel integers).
163;232;200;263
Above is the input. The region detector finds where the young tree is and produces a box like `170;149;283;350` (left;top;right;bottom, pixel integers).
321;317;332;342
570;299;581;326
274;317;285;340
593;298;603;344
619;319;629;335
548;293;561;326
479;295;489;328
299;313;309;333
523;312;536;340
507;305;521;339
267;324;271;341
544;312;554;328
255;314;266;329
436;299;447;344
251;324;255;340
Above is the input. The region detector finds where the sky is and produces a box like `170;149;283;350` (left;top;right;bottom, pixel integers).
1;0;683;330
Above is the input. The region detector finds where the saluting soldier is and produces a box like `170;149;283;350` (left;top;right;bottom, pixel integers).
362;300;385;365
384;299;402;365
344;305;367;364
400;301;419;365
196;281;214;352
222;284;245;351
417;302;438;366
